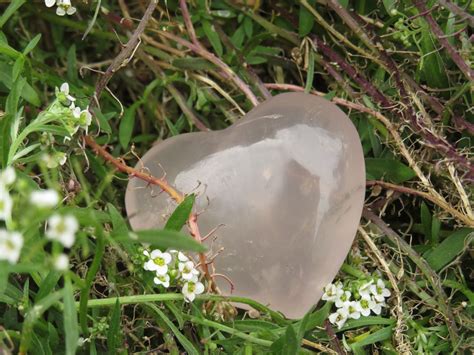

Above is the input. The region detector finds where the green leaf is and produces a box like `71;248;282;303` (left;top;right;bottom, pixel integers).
0;0;26;28
420;202;432;241
147;303;200;355
63;277;79;355
35;271;61;302
116;229;206;252
351;325;393;349
301;302;331;331
299;0;315;37
12;55;25;82
12;143;41;163
231;25;246;49
23;34;42;55
6;77;26;116
119;103;139;149
107;299;122;352
304;50;314;93
423;229;473;271
243;16;253;38
165;194;195;231
431;216;441;245
271;323;298;354
418;22;447;88
165;117;180;136
82;0;102;39
202;21;223;57
339;317;395;332
382;0;396;14
108;203;129;236
296;311;310;345
0;41;21;59
93;108;112;134
66;44;78;83
365;158;416;183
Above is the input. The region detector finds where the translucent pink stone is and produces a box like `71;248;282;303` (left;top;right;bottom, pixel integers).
125;93;365;318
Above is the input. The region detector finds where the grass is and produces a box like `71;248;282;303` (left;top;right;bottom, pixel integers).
0;0;473;353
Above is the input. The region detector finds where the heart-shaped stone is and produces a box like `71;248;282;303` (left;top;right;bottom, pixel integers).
125;93;365;318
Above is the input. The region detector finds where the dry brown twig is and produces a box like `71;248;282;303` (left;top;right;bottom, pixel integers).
414;0;474;81
84;0;217;290
358;227;409;354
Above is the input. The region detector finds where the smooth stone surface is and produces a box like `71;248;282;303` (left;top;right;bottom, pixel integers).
125;93;365;318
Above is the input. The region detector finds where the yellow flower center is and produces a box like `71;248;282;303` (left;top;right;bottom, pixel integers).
153;257;165;266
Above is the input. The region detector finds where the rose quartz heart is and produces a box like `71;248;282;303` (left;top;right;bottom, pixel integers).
125;93;365;318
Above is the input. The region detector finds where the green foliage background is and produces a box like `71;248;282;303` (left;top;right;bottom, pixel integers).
0;0;472;353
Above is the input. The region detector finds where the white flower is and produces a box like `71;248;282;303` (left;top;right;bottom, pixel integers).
0;167;16;186
153;273;170;288
178;260;200;281
143;249;172;275
370;279;391;302
335;290;351;308
45;0;56;7
178;251;189;262
56;0;76;16
370;298;384;315
46;214;79;248
58;82;76;102
345;301;361;320
0;187;13;221
71;103;81;119
30;189;60;208
0;229;23;264
53;253;69;271
328;307;348;329
42;152;67;168
358;280;374;298
358;295;377;317
322;282;343;302
79;109;92;128
182;279;205;302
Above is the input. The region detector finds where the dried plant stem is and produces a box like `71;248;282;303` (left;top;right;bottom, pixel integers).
438;0;474;27
447;164;473;220
358;227;409;354
299;0;379;63
324;321;346;355
91;0;159;109
191;74;246;115
362;208;459;346
179;0;199;46
314;1;472;182
366;180;473;227
414;1;474;81
154;29;259;106
148;0;260;107
84;136;183;203
264;83;473;226
301;339;338;354
137;50;209;131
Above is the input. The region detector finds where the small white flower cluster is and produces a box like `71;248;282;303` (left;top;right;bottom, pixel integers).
40;83;92;168
56;83;92;137
46;214;79;248
143;249;205;302
0;167;15;222
0;168;24;265
45;0;76;16
0;166;78;269
323;279;391;329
